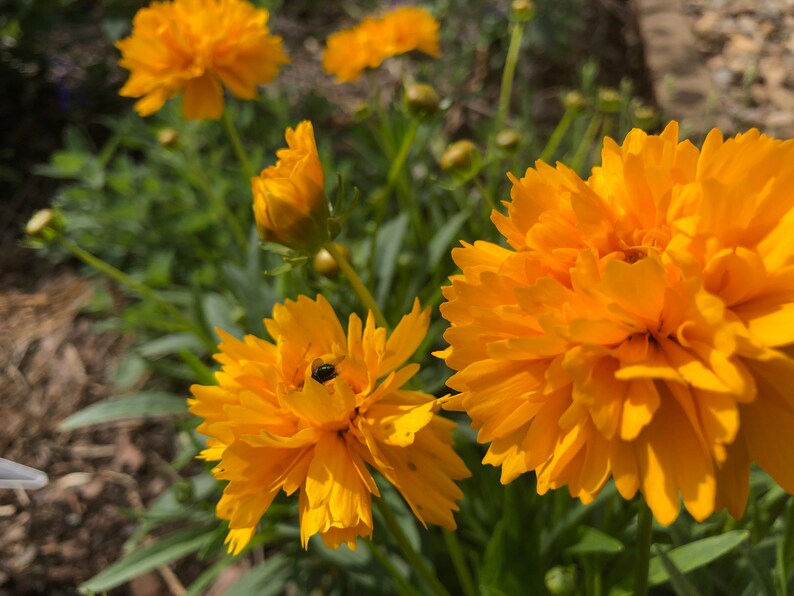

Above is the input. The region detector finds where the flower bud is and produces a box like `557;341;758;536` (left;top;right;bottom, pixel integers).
511;0;534;21
562;90;587;114
545;565;576;596
404;83;440;117
596;87;621;114
633;104;659;129
252;121;331;253
495;128;520;152
313;243;349;279
25;208;62;240
157;127;179;148
439;140;477;173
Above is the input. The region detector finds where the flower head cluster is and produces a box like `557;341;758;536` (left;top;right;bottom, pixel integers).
438;122;794;524
117;0;288;120
323;6;440;83
190;296;469;553
252;121;331;253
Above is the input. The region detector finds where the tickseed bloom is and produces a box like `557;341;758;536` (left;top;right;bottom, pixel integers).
117;0;288;120
189;296;469;553
252;121;331;253
438;121;794;525
323;6;440;83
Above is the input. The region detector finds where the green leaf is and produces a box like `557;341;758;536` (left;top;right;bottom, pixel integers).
202;293;243;339
652;545;700;596
138;333;206;359
375;213;409;305
59;392;188;431
223;553;291;596
566;526;624;555
79;525;215;593
427;209;470;269
648;530;749;587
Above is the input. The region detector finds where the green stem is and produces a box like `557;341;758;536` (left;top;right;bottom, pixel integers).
443;530;477;596
473;176;498;213
190;163;248;253
324;242;388;329
366;541;421;596
375;497;451;596
386;119;420;198
56;235;215;350
569;114;603;174
221;109;254;181
496;20;526;133
633;499;654;596
539;108;576;163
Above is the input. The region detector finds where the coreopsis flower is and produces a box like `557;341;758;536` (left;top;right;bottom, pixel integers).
190;296;469;553
117;0;288;120
438;121;794;524
323;6;440;83
252;121;331;253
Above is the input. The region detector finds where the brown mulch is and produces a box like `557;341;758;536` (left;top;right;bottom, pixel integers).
0;272;179;595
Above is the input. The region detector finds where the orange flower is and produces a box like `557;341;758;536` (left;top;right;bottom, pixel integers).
252;121;331;253
117;0;288;120
323;6;440;83
190;296;469;553
438;122;794;524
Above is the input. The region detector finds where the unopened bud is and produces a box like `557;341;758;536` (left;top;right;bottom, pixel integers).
511;0;534;21
404;83;440;117
157;127;179;147
25;208;61;240
633;104;659;129
439;140;477;173
562;90;587;113
596;87;621;113
545;565;576;595
495;128;520;152
313;243;350;279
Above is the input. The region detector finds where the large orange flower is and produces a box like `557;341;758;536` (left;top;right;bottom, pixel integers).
117;0;288;120
190;296;469;554
323;6;440;83
438;122;794;524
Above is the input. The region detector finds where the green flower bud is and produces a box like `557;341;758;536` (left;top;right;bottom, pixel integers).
562;90;587;114
597;87;622;114
495;128;521;152
545;565;576;596
512;0;534;21
633;104;659;129
313;243;350;279
157;127;179;148
439;140;478;173
404;83;440;117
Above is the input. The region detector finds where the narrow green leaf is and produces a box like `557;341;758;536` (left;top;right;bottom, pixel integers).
427;210;471;269
566;526;624;555
223;553;291;596
648;530;749;586
59;392;187;431
79;525;215;593
375;213;409;305
652;545;700;596
138;333;206;359
186;555;238;596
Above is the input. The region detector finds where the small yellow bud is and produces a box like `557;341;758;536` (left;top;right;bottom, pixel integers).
25;208;61;239
545;566;576;595
439;140;477;173
633;104;659;129
313;243;349;279
404;83;440;117
596;87;622;114
511;0;534;21
495;128;521;152
562;90;587;113
157;127;179;147
252;121;331;253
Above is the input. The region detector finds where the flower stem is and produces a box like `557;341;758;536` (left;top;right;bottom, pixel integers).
221;109;254;181
496;20;526;133
569;113;603;174
324;242;388;329
55;234;216;350
539;108;576;163
375;497;451;596
633;498;654;596
366;541;422;596
443;530;477;596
